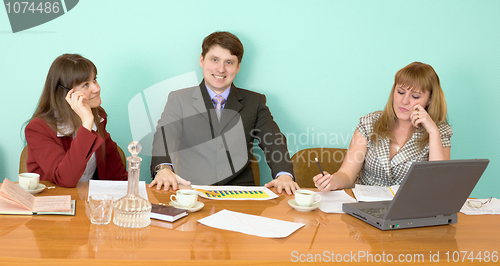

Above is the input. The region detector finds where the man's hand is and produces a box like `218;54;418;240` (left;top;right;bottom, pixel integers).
149;168;191;191
264;175;300;195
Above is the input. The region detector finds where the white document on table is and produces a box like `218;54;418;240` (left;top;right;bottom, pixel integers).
352;184;400;202
460;198;500;215
198;209;305;238
88;180;148;201
318;190;357;213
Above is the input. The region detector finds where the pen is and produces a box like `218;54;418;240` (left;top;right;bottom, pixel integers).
58;83;70;91
389;187;395;196
315;157;324;176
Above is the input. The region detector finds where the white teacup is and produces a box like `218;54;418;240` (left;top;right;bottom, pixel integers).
294;189;321;207
18;173;40;190
170;189;198;208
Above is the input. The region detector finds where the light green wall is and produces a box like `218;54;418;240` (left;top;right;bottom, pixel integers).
1;0;498;198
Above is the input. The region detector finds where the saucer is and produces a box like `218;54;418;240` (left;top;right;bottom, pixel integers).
288;199;320;212
18;184;46;195
169;201;204;213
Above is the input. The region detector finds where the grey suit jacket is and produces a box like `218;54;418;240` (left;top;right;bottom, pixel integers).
151;80;293;185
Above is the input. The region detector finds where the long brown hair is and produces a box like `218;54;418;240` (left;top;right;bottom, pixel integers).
372;62;448;148
31;54;104;137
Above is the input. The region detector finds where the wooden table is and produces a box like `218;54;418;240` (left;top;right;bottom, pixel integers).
0;181;499;265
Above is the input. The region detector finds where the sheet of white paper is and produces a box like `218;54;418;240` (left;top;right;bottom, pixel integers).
198;209;304;238
88;180;148;201
318;190;357;213
352;184;399;202
192;185;278;200
460;198;500;215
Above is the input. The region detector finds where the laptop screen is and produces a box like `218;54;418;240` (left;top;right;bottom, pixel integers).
384;159;489;220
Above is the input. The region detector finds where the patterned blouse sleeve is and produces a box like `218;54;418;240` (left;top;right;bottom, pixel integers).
356;112;382;141
438;122;453;148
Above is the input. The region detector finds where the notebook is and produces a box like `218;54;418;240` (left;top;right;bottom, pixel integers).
343;159;489;230
150;203;188;222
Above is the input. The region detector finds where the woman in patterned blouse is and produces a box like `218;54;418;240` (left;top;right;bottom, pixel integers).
314;62;452;190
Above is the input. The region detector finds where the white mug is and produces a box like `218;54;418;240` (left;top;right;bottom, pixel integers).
170;189;198;208
18;173;40;190
294;189;321;207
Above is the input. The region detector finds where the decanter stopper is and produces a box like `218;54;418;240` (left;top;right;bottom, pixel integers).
128;141;141;156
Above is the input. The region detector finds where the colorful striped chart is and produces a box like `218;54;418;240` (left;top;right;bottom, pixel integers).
202;190;268;199
192;186;279;200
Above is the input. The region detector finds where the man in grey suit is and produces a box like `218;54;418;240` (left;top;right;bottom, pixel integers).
150;31;299;194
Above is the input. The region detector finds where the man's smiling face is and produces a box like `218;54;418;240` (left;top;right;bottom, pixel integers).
200;44;240;94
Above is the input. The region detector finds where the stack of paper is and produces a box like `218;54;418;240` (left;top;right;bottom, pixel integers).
318;190;357;213
460;198;500;215
88;180;148;201
352;184;400;202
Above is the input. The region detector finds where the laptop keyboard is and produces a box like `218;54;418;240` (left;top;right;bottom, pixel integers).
360;207;387;218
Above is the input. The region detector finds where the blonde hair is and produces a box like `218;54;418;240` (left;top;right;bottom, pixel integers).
372;62;448;148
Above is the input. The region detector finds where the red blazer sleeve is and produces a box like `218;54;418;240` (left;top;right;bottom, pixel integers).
25;112;128;187
25;118;104;187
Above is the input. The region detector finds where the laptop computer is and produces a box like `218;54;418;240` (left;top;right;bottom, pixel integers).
343;159;489;230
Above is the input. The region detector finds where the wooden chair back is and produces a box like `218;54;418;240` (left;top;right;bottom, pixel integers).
291;147;347;188
251;154;260;186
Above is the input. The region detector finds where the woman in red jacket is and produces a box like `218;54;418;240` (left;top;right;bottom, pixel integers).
25;54;127;187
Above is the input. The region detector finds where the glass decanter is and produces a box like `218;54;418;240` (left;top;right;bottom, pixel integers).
113;141;151;228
